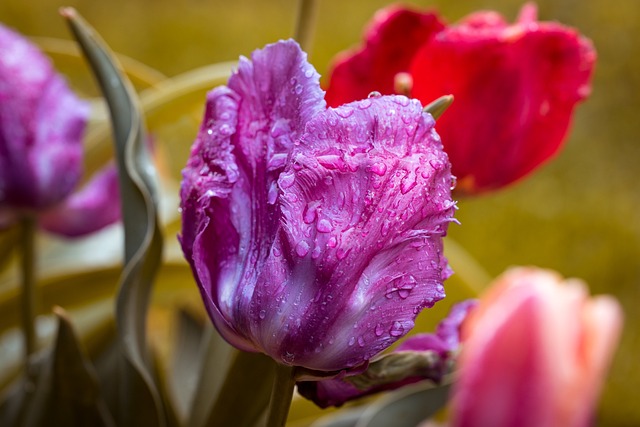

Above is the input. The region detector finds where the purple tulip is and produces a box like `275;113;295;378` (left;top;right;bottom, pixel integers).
180;40;456;372
0;23;120;236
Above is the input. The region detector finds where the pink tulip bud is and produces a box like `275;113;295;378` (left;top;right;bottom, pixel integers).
451;267;623;427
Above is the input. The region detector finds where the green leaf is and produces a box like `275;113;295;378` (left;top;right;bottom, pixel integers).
166;308;205;424
185;325;234;427
62;8;166;427
201;351;275;427
19;307;115;427
353;382;450;427
308;407;366;427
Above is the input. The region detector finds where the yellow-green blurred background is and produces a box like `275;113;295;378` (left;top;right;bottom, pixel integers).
1;0;638;425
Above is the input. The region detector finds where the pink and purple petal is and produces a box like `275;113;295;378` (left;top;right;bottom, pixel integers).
180;40;327;354
39;164;120;237
249;95;454;370
0;23;87;210
298;300;477;408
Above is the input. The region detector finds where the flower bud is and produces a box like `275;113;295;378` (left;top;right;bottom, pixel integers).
451;267;623;427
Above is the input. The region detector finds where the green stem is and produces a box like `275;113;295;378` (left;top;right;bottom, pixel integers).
19;215;37;361
266;364;296;427
293;0;318;53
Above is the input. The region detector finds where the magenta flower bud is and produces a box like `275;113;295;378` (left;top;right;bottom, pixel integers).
0;23;120;236
180;40;456;372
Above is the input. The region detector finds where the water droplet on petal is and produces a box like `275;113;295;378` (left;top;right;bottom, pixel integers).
348;336;356;346
282;352;295;364
311;245;322;259
450;175;457;190
380;219;391;237
267;181;278;204
359;99;372;109
336;107;354;118
336;248;349;260
393;96;410;107
219;124;233;135
357;336;366;347
370;162;387;176
389;321;405;337
259;310;266;319
295;84;303;94
368;91;382;98
279;171;295;189
304;69;314;78
303;201;319;224
327;236;338;248
375;323;384;337
317;219;333;233
400;168;418;194
296;241;310;257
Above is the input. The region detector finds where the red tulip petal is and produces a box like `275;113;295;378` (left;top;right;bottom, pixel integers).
325;6;445;107
410;7;595;193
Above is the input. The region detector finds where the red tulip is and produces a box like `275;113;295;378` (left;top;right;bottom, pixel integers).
325;4;596;194
451;267;623;427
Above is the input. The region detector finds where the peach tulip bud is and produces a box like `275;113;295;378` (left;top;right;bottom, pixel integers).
451;267;623;427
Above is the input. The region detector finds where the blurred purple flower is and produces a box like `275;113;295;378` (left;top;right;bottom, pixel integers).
180;40;456;372
0;23;119;236
298;300;477;408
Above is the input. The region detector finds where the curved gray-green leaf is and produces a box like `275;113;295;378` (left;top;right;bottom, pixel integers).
62;9;165;427
354;382;451;427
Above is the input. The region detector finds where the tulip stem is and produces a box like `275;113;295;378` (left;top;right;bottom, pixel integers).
266;363;296;427
293;0;318;53
19;215;37;362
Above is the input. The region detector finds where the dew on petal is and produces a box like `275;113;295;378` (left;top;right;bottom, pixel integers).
380;219;391;237
358;99;372;110
374;323;385;337
296;241;310;257
219;124;233;135
400;168;418;194
317;218;333;233
303;201;319;224
336;247;350;260
368;91;382;98
267;181;278;204
370;162;388;176
336;107;354;118
389;321;405;337
279;171;295;189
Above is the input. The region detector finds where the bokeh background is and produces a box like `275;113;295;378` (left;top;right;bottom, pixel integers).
0;0;638;425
